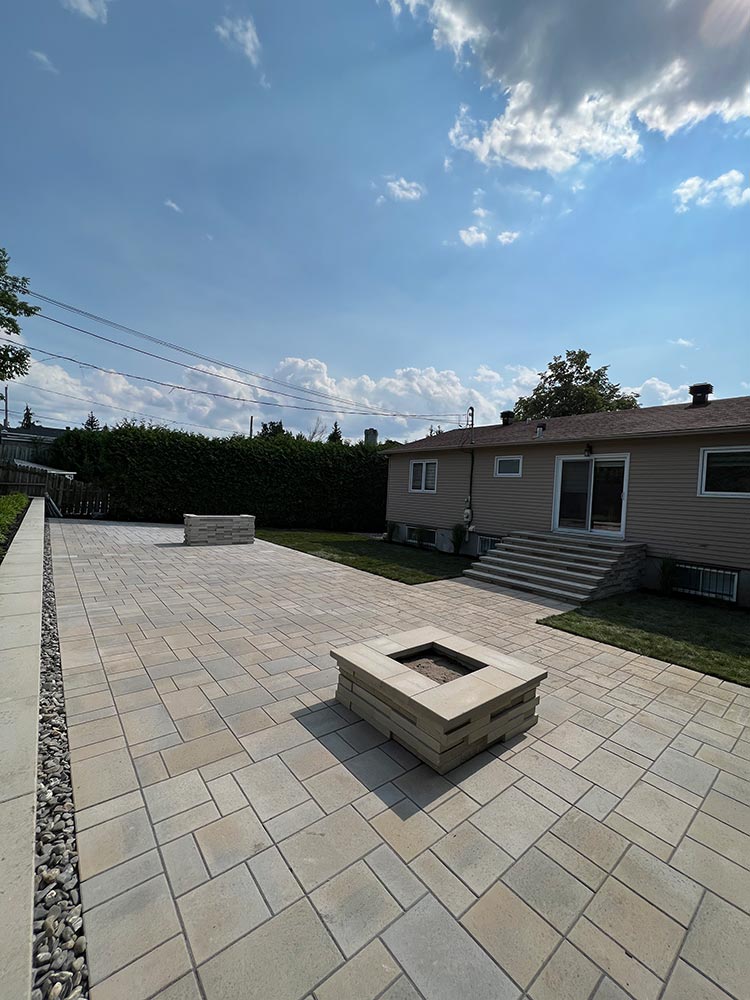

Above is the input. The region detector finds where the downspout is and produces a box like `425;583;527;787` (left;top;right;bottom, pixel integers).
465;407;475;538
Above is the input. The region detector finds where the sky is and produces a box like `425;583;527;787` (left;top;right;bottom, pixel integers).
2;0;750;441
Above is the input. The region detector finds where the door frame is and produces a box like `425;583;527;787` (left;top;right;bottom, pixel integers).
551;453;630;538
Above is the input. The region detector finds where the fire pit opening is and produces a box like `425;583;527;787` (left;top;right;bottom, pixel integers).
393;647;471;685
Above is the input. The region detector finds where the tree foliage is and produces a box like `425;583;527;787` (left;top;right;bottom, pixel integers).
514;349;639;420
0;248;37;394
327;421;343;443
83;411;101;431
257;420;288;438
20;403;35;429
49;424;388;529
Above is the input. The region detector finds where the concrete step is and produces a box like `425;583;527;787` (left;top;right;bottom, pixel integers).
477;553;606;585
470;561;596;594
502;536;623;566
507;530;634;554
464;569;584;603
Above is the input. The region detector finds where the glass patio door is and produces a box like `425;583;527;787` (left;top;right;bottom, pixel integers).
556;457;627;534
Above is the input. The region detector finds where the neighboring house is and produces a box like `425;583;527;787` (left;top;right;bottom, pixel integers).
385;384;750;605
0;425;68;464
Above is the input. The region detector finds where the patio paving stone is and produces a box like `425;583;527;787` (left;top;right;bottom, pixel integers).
49;523;750;1000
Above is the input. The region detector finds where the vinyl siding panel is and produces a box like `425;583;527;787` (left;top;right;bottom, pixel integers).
387;433;750;569
386;451;470;530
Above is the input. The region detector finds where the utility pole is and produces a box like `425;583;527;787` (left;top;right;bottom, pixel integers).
3;385;8;429
249;415;254;439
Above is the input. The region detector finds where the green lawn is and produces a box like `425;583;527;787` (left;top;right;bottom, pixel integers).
256;529;474;585
0;493;29;562
540;590;750;686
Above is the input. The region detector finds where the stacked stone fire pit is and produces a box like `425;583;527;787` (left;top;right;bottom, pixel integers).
333;627;546;773
183;514;255;546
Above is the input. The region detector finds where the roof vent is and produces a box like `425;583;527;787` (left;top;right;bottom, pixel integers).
689;383;713;407
535;422;546;439
500;410;514;426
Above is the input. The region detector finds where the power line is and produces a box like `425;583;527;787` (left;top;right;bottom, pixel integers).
30;290;452;417
31;312;462;421
12;383;238;434
2;338;463;420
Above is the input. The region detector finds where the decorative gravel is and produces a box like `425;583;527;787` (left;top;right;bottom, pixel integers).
32;529;89;1000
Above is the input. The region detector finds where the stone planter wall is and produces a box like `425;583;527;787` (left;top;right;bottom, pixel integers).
0;497;45;999
184;514;255;546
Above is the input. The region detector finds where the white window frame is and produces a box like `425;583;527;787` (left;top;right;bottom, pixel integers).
406;526;437;546
408;459;438;493
698;446;750;498
494;455;523;478
551;453;630;538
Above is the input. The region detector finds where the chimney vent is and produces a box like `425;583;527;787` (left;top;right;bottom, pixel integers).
688;383;713;407
535;422;546;439
500;410;514;426
364;427;378;447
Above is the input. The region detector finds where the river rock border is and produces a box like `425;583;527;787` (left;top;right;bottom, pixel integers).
31;527;88;1000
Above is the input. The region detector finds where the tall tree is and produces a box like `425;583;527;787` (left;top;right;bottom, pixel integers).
514;349;639;420
327;421;343;443
0;248;37;399
20;403;35;429
257;420;287;438
83;411;101;431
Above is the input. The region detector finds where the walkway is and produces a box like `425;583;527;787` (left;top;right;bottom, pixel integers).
51;520;750;1000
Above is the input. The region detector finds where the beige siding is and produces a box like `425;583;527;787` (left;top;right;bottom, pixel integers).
386;451;470;530
387;433;750;568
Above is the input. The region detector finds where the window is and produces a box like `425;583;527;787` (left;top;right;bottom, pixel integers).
699;448;750;497
674;563;738;602
478;536;501;554
494;455;523;478
409;459;438;493
406;526;436;546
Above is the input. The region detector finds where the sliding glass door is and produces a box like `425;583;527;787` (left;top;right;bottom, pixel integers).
555;456;628;535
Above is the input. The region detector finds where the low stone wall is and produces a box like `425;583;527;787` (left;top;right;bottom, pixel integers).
0;497;45;999
184;514;255;546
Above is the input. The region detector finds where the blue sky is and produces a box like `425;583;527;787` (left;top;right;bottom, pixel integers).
2;0;750;438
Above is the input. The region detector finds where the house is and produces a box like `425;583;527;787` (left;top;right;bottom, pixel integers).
385;384;750;605
0;425;69;464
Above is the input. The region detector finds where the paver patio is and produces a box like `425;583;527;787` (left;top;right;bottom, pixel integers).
50;520;750;1000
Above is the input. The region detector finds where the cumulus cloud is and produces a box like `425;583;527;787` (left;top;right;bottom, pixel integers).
624;377;691;406
61;0;110;22
215;15;262;67
387;177;426;201
669;337;696;347
459;226;487;246
497;230;521;245
164;199;183;214
29;51;59;74
673;169;750;212
390;0;750;173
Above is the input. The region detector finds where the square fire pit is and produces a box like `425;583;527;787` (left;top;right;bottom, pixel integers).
332;627;546;773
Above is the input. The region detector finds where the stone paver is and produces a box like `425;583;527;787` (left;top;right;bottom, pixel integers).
50;522;750;999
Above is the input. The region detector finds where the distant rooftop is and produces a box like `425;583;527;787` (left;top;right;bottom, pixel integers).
387;395;750;454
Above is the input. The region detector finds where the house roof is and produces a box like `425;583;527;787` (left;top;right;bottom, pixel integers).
386;395;750;454
1;425;68;439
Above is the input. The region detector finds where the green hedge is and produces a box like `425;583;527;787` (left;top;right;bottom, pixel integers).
49;426;388;530
0;492;29;557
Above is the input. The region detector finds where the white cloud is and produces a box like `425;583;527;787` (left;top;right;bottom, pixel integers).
669;337;696;348
673;169;750;212
29;51;59;74
473;206;489;219
215;15;262;67
385;177;426;201
13;340;698;443
164;199;183;214
459;226;487;246
624;377;691;406
390;1;750;173
61;0;109;22
497;230;520;245
443;156;453;172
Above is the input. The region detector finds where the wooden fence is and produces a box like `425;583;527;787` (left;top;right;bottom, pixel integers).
0;465;110;518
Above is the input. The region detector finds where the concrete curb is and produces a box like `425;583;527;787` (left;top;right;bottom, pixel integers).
0;498;45;1000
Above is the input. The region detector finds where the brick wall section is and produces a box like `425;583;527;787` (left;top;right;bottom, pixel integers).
184;514;255;546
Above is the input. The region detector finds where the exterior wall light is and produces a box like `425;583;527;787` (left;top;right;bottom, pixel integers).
583;443;593;457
